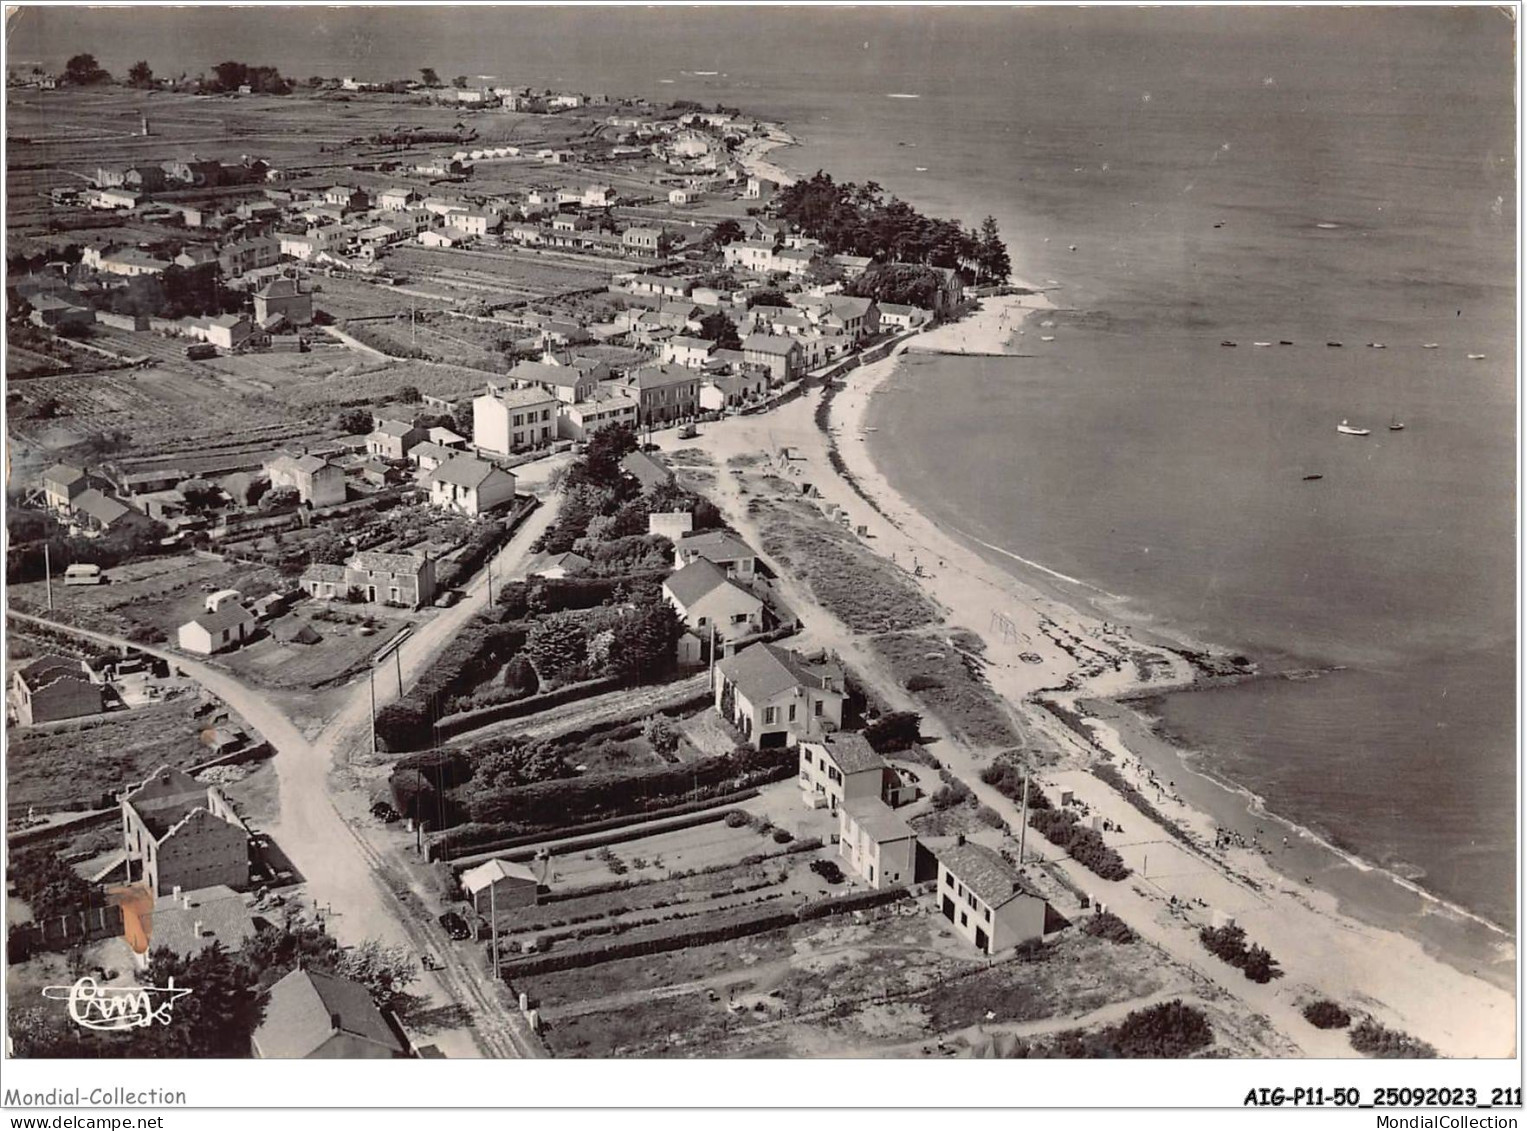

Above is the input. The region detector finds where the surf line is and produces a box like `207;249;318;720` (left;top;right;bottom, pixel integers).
949;525;1127;601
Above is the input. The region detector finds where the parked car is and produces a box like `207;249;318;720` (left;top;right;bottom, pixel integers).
370;801;399;822
433;589;462;609
438;911;471;940
678;423;698;439
63;563;104;585
810;859;845;884
184;342;217;360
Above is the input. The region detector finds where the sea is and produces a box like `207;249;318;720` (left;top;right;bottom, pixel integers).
13;6;1517;938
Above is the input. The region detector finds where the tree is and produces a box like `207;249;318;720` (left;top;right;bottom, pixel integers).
707;219;744;248
333;407;373;434
395;384;421;404
863;710;923;753
747;288;792;309
238;919;340;991
501;653;540;697
420;67;441;87
697;311;740;350
607;592;681;681
212;60;249;91
642;714;680;756
334;940;418;1007
977;215;1011;283
127;61;154;88
524;614;589;682
64;54;109;85
139;944;261;1057
452;75;469;89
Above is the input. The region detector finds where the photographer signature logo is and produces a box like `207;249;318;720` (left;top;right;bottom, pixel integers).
41;977;191;1031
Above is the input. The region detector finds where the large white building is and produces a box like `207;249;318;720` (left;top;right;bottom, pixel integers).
472;385;559;456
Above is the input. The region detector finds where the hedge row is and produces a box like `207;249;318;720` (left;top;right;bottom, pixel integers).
1028;808;1131;881
499;886;909;978
435;674;624;740
498;570;672;618
468;745;795;828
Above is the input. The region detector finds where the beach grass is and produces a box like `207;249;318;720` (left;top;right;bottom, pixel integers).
869;629;1027;750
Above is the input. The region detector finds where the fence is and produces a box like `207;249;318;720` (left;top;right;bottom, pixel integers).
7;902;125;963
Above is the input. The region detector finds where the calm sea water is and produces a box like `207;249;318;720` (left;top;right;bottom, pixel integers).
13;9;1516;924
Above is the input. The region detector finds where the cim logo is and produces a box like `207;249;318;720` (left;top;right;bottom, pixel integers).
41;976;191;1031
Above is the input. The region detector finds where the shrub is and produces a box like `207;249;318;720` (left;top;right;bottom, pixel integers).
1198;924;1283;984
1110;1000;1215;1058
724;810;750;828
1349;1020;1436;1059
1302;1000;1352;1030
1082;910;1136;944
862;710;922;753
974;804;1006;830
980;759;1052;810
771;828;794;844
642;714;680;756
1029;809;1129;881
904;674;942;692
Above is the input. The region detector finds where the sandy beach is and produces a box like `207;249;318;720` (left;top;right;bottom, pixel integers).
738;124;802;188
653;287;1515;1058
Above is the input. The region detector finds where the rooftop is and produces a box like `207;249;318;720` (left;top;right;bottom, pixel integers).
253;969;406;1059
460;858;538;894
843;797;916;844
938;840;1028;910
816;732;885;775
431;454;512;491
716;642;841;704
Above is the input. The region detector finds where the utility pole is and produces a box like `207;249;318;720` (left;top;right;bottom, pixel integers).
486;558;494;606
43;543;53;611
708;620;717;678
368;667;377;754
489;877;500;978
394;647;403;698
1017;768;1029;865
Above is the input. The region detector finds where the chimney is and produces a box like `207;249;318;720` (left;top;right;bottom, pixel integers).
172;885;182;900
330;1012;343;1031
192;920;204;937
955;834;966;847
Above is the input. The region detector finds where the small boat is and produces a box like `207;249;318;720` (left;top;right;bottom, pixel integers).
1368;342;1386;349
1220;340;1237;348
1068;244;1078;252
1039;335;1055;342
1422;343;1439;349
1303;474;1324;481
1326;341;1343;348
913;166;928;172
1388;416;1405;432
1467;353;1486;360
1337;419;1370;436
1279;339;1294;345
1253;341;1273;347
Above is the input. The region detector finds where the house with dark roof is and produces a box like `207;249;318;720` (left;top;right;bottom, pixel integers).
713;642;846;749
178;604;255;655
662;558;763;658
427;454;517;517
612;363;702;425
266;451;345;507
367;418;427;460
345;550;437;608
619;450;674;493
11;654;105;726
506;359;598;404
839;798;918;889
472;385;559;456
129;885;257;968
120;766;249;898
253;277;313;327
742;333;805;383
675;529;757;578
251;969;409;1059
936;836;1049;954
41;464;89;512
72;489;153;535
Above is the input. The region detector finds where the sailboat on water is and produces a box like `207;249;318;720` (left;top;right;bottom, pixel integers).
1388;415;1405;432
1336;419;1370;436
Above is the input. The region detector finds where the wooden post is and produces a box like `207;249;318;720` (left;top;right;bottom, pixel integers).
490;878;499;978
1017;768;1029;865
44;543;53;611
368;667;377;754
394;648;402;698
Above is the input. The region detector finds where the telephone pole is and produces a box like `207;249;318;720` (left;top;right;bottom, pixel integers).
1017;768;1029;865
489;878;500;978
368;667;377;754
43;544;53;611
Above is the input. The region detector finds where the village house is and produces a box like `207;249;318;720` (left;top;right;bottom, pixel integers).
41;464;91;512
528;551;592;580
613;363;702;425
649;511;695;542
506;359;598;404
178;603;256;655
89;247;170;277
11;655;105;726
557;387;640;441
89;188;141;211
217;236;281;278
277;229;334;262
459;858;540;920
472;385;559;455
582;184;617;208
265;451;345;507
662;335;716;369
428;454;517;517
408;441;455;475
797;732;903;814
367;419;427;460
28;294;96;330
839;800;919;890
723;239;781;274
120;766;250;898
417;227;472;249
936;836;1049;954
669;187;700;206
455;209;503;237
745;176;777;201
622;227;665;256
713;642;846;749
344;550;438;608
322;185;370;212
253;278;313;327
878;302;933;331
699;370;769;412
742;333;806;383
619;450;675;493
97;164;168;193
185;313;256;351
72;489;153;536
664;558;764;660
251;969;410;1060
129;885;257;968
622;274;692;300
675;529;758;578
377;186;420;211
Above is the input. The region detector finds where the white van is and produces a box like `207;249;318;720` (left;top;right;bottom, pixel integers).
63;564;103;586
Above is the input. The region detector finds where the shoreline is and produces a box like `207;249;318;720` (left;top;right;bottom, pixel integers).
812;291;1515;1052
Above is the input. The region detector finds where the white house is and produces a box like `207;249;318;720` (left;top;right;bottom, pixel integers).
427;455;517;517
675;530;757;578
472;386;559;456
839;800;918;890
936;837;1049;954
662;558;763;657
662;336;716;369
713;642;846;750
797;732;894;814
178;605;255;655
